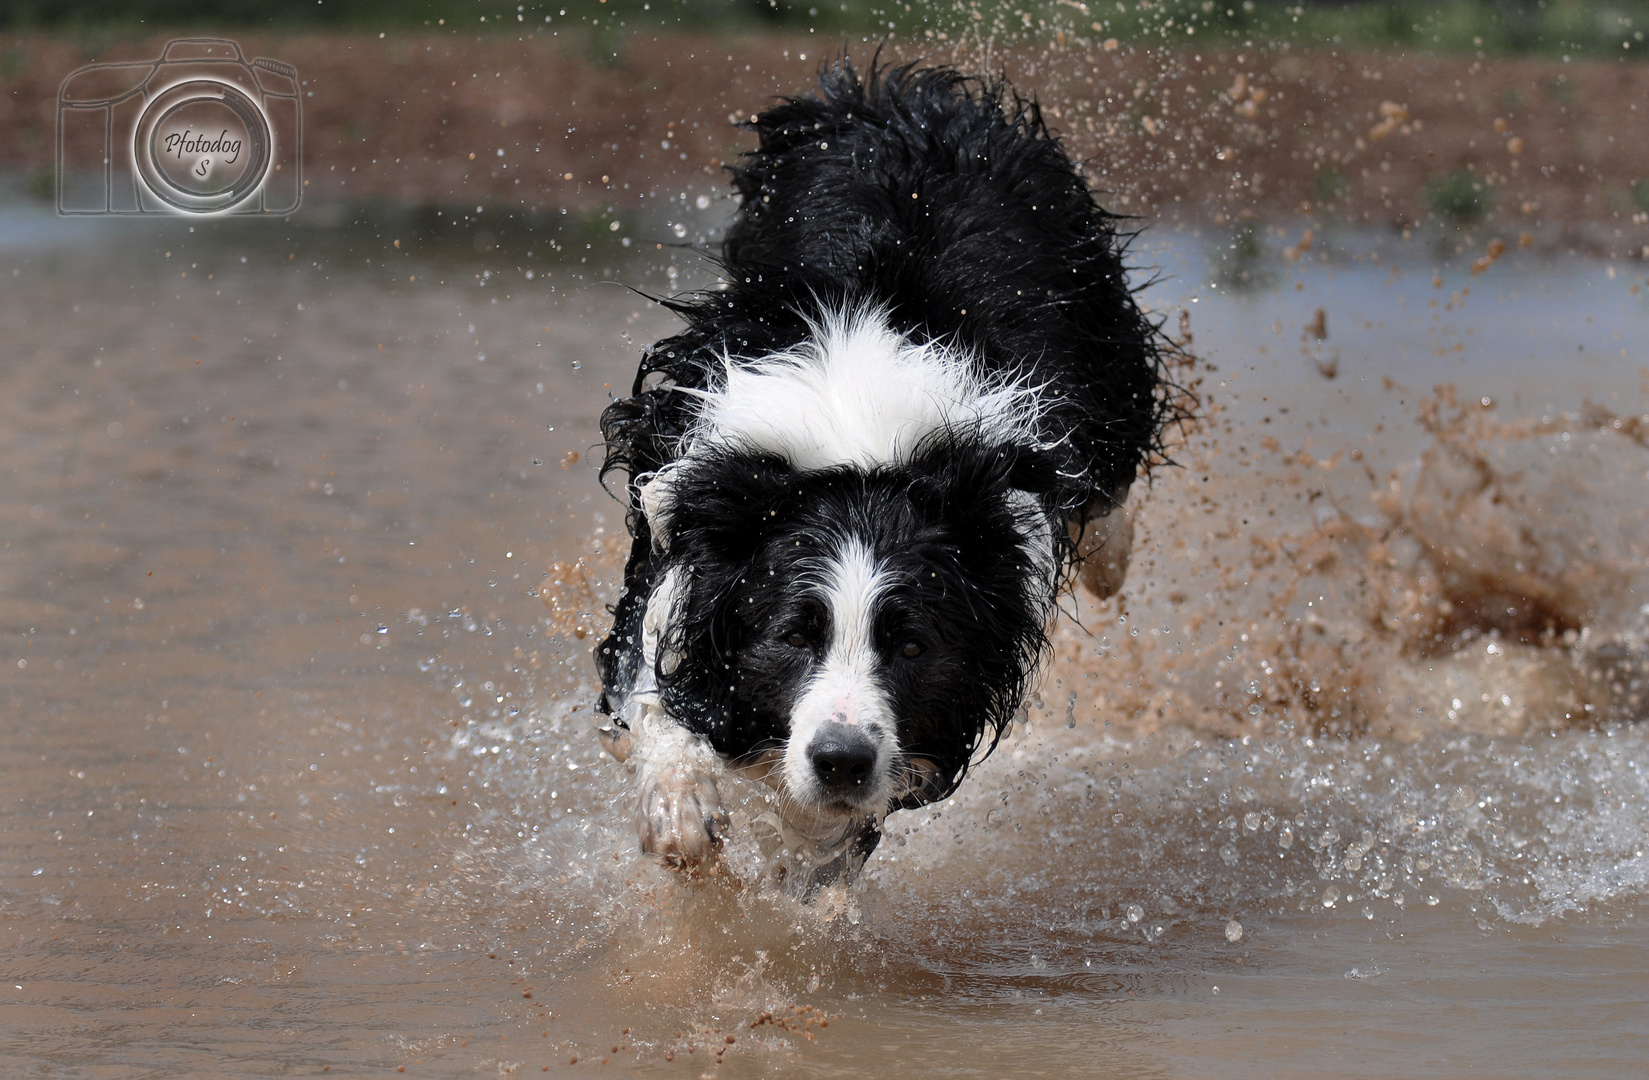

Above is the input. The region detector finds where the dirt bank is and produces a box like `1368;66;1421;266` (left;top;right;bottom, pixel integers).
4;29;1648;252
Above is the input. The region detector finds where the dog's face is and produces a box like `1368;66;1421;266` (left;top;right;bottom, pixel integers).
649;443;1056;828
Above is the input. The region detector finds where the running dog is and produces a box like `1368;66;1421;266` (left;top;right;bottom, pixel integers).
593;59;1170;888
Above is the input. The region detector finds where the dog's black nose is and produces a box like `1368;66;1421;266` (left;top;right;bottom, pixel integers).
808;727;877;792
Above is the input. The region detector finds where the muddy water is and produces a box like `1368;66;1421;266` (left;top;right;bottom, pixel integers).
2;204;1647;1079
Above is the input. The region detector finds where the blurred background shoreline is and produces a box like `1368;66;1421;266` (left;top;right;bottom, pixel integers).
4;1;1649;261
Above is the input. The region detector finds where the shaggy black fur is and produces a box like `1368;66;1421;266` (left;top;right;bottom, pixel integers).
595;57;1170;809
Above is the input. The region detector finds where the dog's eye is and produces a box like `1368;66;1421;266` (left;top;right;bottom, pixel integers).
784;631;809;649
900;641;924;660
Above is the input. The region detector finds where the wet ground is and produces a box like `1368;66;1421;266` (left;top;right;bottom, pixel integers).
2;202;1647;1078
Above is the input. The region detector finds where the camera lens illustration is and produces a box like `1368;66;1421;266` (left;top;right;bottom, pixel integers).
134;80;272;213
56;38;301;216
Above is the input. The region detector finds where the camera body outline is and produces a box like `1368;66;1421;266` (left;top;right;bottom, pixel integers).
57;37;302;216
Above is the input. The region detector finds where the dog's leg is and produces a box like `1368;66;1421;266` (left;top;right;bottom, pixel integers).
1072;491;1134;599
602;565;726;867
631;706;729;868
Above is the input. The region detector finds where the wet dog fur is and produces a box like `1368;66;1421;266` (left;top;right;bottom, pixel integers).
593;59;1170;888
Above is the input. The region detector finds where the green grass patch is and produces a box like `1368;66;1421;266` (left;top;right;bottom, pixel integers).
1312;166;1349;206
26;165;54;201
1424;169;1494;226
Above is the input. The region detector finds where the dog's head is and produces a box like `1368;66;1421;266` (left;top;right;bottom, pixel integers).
643;437;1059;827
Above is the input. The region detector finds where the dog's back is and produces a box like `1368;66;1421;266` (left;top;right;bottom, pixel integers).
722;63;1159;490
604;60;1162;509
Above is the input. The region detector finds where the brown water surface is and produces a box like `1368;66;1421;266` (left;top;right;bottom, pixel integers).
2;206;1648;1078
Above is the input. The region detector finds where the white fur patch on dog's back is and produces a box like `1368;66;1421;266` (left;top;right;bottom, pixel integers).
685;306;1042;470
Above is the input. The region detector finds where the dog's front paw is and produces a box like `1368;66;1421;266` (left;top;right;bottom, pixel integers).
636;767;729;868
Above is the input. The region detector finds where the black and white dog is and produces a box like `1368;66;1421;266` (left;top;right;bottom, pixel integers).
594;60;1168;886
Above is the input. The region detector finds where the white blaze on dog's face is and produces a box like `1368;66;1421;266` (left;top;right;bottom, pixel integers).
780;539;898;814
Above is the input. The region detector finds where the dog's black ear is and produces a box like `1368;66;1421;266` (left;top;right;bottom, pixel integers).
905;436;1062;526
897;436;1061;785
654;451;799;745
662;450;798;568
